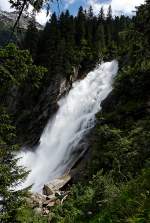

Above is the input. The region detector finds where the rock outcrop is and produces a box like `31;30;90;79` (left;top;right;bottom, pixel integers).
26;174;71;215
0;10;43;30
43;174;71;196
15;66;82;147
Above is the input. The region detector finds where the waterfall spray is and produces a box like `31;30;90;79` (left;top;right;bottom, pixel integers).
17;60;118;192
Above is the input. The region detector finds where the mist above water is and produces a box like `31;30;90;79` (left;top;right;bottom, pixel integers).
17;60;118;192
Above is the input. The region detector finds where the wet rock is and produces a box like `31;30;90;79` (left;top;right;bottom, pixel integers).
26;193;47;208
43;174;71;196
42;200;52;208
47;201;55;208
46;194;56;201
43;208;50;215
43;185;54;196
58;78;68;98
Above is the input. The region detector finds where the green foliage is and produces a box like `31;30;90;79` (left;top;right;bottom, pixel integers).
1;1;150;222
0;107;28;223
89;118;150;180
0;43;47;143
0;44;32;88
48;2;150;222
9;0;53;12
23;17;39;60
0;44;47;222
0;21;17;46
0;43;46;90
0;43;47;109
51;169;150;223
90;168;150;223
26;6;131;81
16;204;48;223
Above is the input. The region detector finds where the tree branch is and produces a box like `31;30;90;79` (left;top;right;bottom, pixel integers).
8;0;28;43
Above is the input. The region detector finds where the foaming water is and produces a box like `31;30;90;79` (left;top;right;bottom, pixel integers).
17;60;118;192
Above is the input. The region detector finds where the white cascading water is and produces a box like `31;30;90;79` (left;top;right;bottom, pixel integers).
17;60;118;192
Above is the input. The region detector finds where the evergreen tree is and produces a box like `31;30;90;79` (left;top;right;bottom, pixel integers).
94;24;105;58
146;0;150;5
86;6;94;47
88;5;94;19
106;5;113;46
36;13;60;70
98;6;105;22
107;5;113;22
75;6;86;46
0;108;28;222
23;16;39;60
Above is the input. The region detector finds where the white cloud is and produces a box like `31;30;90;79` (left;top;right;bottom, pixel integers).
64;0;76;9
0;0;12;12
0;0;146;22
28;4;51;25
111;0;145;15
87;0;145;15
35;9;51;25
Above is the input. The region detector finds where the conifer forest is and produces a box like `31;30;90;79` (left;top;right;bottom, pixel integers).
0;0;150;222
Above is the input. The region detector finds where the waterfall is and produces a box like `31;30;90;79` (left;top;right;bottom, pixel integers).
17;60;118;192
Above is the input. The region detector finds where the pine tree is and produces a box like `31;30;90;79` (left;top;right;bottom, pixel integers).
107;5;113;22
23;16;39;60
106;5;113;46
36;13;60;69
98;7;105;22
0;106;28;222
94;24;105;58
75;6;86;46
86;6;94;47
88;5;93;20
146;0;150;5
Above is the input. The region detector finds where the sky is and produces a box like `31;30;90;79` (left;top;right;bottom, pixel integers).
0;0;145;25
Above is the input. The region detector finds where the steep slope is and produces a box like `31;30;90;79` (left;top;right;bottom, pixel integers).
0;10;42;46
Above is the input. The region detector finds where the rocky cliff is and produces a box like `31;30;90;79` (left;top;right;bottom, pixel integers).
14;67;82;147
0;9;42;46
0;10;43;30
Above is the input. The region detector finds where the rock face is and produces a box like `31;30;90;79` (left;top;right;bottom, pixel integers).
43;174;71;196
14;66;82;147
0;10;43;30
0;9;43;46
43;185;54;196
17;76;61;146
26;175;70;215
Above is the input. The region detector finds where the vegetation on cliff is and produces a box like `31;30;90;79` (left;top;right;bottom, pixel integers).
0;0;150;222
49;1;150;222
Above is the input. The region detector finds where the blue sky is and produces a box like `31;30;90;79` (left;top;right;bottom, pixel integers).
0;0;145;24
50;0;144;16
51;0;111;15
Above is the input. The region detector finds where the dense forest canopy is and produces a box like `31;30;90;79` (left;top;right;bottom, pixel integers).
0;0;150;222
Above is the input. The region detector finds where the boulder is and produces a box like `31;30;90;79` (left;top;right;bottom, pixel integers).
42;200;52;208
26;193;47;208
43;184;54;196
46;194;56;201
43;174;71;196
47;201;55;208
43;208;50;215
